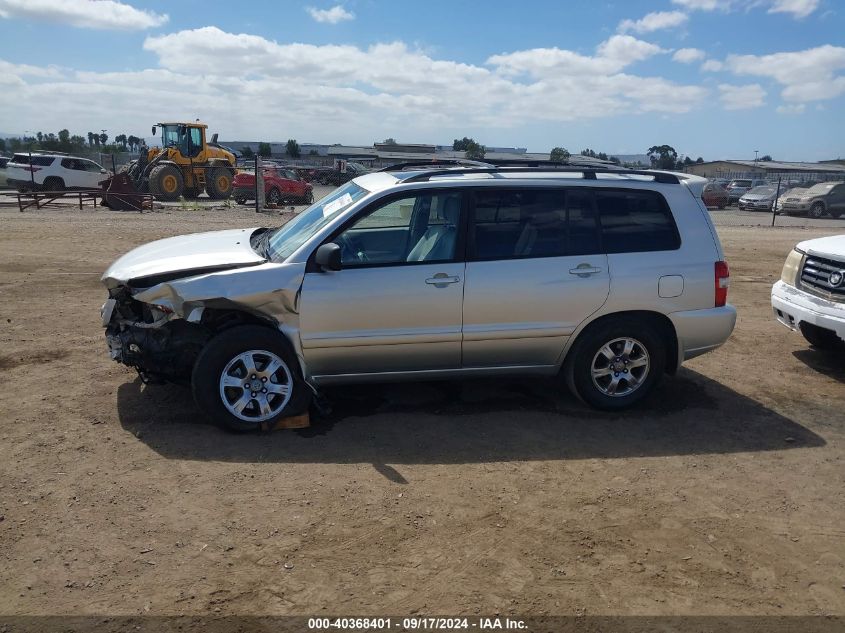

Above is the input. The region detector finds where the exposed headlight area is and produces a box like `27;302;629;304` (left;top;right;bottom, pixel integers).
781;249;805;286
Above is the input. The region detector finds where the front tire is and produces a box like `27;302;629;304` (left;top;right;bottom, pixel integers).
800;322;844;351
42;176;65;192
191;326;310;432
809;202;826;219
566;318;666;410
149;164;184;201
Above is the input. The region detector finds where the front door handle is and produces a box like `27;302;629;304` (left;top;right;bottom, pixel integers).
425;273;461;286
569;264;603;277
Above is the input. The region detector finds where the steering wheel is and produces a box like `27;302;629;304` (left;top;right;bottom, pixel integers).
336;233;368;263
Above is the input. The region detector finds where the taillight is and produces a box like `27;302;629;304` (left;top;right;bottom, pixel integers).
715;261;730;307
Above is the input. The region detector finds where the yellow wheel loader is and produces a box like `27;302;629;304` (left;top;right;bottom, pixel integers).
103;122;237;206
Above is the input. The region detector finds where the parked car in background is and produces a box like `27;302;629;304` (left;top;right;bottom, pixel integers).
5;153;109;192
312;161;369;186
726;178;767;203
101;165;735;431
772;234;845;350
0;156;9;188
774;187;807;214
702;182;729;209
738;185;779;211
232;166;313;205
777;181;845;218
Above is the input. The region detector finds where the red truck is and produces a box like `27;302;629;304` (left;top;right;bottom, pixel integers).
232;166;314;205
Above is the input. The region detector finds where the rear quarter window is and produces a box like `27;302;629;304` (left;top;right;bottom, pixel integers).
595;189;680;253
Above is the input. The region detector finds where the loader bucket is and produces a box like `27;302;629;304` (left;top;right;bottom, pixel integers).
101;173;147;211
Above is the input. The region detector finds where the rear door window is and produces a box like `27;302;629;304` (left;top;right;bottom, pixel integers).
594;189;680;253
469;188;601;260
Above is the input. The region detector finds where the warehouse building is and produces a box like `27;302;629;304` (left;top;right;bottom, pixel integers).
685;159;845;181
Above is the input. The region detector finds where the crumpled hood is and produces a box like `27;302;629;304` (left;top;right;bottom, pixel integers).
102;227;265;288
797;234;845;259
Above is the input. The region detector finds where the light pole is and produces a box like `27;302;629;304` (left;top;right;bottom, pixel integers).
754;150;759;162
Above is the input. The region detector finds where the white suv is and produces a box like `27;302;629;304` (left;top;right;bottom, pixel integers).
772;235;845;350
6;152;109;192
101;165;737;431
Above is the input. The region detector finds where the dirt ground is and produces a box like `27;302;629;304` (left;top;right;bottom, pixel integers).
0;201;843;618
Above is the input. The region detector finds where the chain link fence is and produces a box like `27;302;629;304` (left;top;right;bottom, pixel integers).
702;171;845;229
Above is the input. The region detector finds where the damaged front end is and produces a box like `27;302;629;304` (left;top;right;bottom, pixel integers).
102;286;210;384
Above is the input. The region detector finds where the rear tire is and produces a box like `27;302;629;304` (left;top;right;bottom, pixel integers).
800;322;844;351
148;164;184;201
191;325;311;432
42;176;65;192
267;188;282;205
566;318;666;410
206;166;233;199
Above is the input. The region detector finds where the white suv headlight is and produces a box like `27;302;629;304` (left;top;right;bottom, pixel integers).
780;249;804;286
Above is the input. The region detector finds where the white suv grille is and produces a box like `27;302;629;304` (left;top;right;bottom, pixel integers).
801;254;845;301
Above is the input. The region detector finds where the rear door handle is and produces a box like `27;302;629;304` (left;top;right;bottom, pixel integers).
425;273;461;285
569;264;603;277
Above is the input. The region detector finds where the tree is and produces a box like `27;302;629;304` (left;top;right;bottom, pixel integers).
760;154;772;161
241;145;254;158
58;129;70;151
453;137;478;151
115;134;128;150
0;138;5;153
695;157;704;163
70;135;86;150
464;139;486;161
549;147;570;163
580;148;597;158
257;142;272;157
382;137;397;145
647;145;678;170
127;135;140;152
286;139;301;158
99;132;108;146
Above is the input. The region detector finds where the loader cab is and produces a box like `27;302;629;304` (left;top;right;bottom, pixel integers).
156;123;204;159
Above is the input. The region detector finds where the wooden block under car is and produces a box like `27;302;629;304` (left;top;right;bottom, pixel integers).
261;411;310;431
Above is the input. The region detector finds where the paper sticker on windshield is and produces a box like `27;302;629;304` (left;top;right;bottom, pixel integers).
322;193;353;217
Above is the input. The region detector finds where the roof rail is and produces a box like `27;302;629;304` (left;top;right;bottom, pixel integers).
487;158;625;169
399;166;681;184
378;159;493;172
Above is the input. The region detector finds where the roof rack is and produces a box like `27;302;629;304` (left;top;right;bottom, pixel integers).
398;166;681;184
486;158;625;170
378;159;493;172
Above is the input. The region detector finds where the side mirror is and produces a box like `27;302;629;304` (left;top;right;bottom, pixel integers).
315;243;342;272
151;126;157;136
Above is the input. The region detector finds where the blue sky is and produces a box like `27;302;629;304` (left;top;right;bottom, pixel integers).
0;0;843;160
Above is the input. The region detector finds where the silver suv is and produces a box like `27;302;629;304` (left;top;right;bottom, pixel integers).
101;165;736;431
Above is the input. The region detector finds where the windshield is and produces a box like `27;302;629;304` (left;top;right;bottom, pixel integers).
805;183;835;195
748;186;775;195
729;180;751;187
161;125;181;148
267;182;369;261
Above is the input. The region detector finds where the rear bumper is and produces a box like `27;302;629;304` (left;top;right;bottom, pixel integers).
232;186;254;200
771;280;845;340
669;305;737;366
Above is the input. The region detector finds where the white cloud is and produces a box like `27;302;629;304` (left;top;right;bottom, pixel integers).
671;0;819;18
671;0;731;10
306;5;354;24
0;28;709;143
618;11;688;34
776;103;806;114
767;0;820;18
673;48;706;63
718;83;767;109
0;0;167;30
701;59;724;71
725;45;845;102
